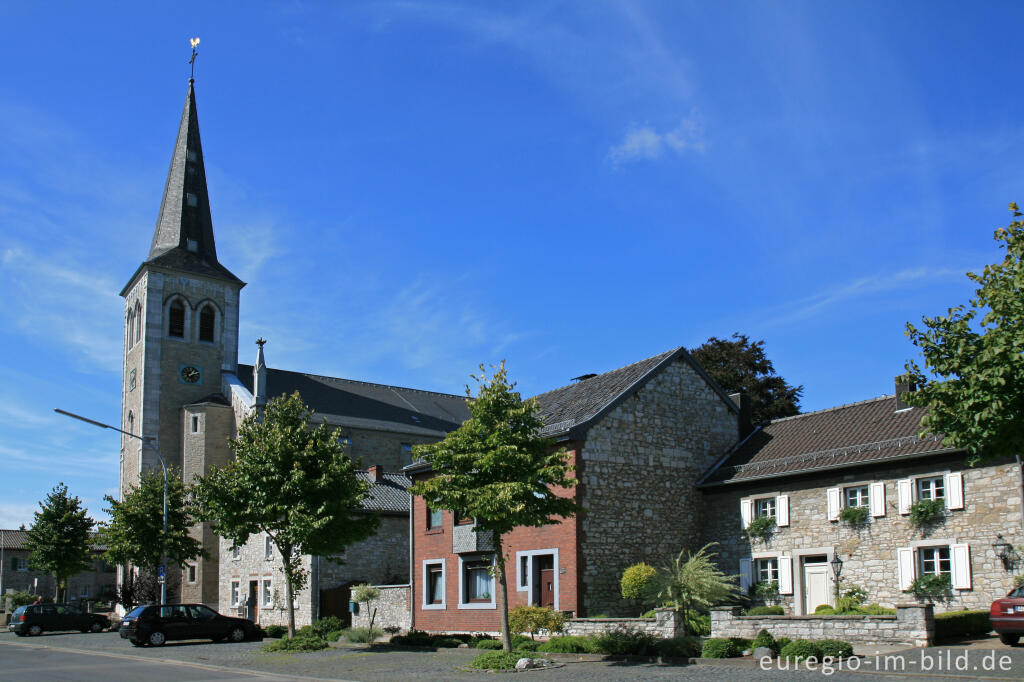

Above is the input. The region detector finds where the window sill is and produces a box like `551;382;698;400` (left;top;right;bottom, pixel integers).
422;603;446;610
458;602;496;610
425;529;444;535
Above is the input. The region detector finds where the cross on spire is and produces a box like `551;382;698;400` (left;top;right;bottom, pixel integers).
189;37;200;80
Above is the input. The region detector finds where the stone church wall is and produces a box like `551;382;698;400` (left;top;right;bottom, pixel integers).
577;358;738;615
700;454;1023;613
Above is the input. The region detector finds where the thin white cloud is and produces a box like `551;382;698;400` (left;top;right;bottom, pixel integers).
0;503;38;530
609;114;706;163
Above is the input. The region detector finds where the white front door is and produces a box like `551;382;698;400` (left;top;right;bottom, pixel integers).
803;564;832;614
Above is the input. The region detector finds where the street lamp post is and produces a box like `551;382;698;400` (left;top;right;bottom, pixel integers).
54;409;168;605
831;551;844;605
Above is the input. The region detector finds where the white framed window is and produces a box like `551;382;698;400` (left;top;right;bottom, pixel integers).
458;555;496;609
186;563;197;584
755;557;779;584
264;536;274;560
422;559;445;609
755;497;776;519
917;476;945;501
919;547;951;576
230;579;240;606
426;506;443;530
261;577;273;607
231;546;241;561
845;485;870;508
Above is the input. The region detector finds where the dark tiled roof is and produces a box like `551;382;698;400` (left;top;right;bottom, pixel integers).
237;365;470;434
0;530;29;549
533;347;736;439
186;393;231;407
699;396;950;485
356;472;410;513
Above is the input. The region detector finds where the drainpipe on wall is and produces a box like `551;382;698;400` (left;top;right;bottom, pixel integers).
1017;456;1024;543
408;489;414;631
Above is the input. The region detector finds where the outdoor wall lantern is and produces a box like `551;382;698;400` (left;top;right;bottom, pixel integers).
992;535;1019;571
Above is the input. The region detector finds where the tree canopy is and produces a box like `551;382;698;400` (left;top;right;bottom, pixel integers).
100;468;204;587
25;483;94;601
903;203;1024;466
408;362;579;651
690;333;802;424
194;391;379;636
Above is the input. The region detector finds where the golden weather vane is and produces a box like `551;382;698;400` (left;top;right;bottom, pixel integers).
189;37;200;80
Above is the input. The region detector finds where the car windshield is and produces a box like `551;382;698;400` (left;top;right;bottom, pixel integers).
125;606;148;618
1010;586;1024;598
190;605;218;621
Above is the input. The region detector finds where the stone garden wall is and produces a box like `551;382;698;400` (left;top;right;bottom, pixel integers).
563;608;683;639
711;604;934;648
352;584;411;632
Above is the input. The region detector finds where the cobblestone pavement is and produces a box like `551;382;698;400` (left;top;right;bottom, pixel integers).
2;630;1023;681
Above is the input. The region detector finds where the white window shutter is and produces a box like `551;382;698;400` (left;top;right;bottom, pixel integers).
951;544;971;589
897;547;915;591
776;495;790;527
826;487;841;521
869;482;886;517
739;558;752;591
778;556;793;594
897;479;913;515
946;472;964;510
741;499;753;529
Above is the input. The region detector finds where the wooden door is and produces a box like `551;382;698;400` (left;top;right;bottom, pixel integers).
539;569;555;607
248;581;259;622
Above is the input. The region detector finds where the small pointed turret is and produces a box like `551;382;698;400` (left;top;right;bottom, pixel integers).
144;79;241;284
254;338;268;420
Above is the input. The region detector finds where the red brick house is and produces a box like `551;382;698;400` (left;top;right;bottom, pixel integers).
404;347;744;632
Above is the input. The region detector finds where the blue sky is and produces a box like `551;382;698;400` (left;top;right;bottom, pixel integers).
0;1;1019;527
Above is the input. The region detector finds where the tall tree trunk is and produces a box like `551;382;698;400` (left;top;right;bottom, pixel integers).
494;537;512;652
284;546;296;638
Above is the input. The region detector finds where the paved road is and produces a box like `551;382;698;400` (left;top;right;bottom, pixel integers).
2;630;1023;681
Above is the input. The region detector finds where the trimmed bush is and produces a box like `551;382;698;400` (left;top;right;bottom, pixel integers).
312;615;345;638
751;628;778;654
262;634;329;652
780;639;822;663
620;562;657;601
433;637;464;648
538;635;596;654
389;629;433;646
858;603;896;615
469;651;520;670
934;610;992;640
701;638;740;658
263;624;286;639
656;636;702;659
324;630;342;643
815;606;837;615
776;637;792;651
511;634;533;649
474;639;504;650
818;639;854;658
592;626;658;656
509;605;566;639
729;637;751;651
747;605;785;615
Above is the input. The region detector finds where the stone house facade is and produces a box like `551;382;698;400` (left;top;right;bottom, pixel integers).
406;347;743;633
0;531;117;602
698;385;1024;614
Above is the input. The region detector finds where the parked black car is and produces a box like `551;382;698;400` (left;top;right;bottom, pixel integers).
8;603;110;636
118;603;261;646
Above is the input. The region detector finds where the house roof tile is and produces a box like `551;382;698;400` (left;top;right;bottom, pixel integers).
355;472;411;513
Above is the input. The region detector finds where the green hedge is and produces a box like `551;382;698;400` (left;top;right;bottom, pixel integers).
701;637;741;658
780;639;823;663
474;639;503;650
469;651;520;670
746;605;785;616
655;636;702;659
818;639;854;658
537;636;595;653
934;610;991;640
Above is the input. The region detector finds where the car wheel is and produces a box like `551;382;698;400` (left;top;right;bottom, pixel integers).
999;633;1020;646
28;625;42;637
229;626;246;642
148;630;166;647
90;622;104;633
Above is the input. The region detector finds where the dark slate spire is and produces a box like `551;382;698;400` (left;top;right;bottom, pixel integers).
144;79;241;284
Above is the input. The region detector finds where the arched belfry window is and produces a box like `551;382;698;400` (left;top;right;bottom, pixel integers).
127;411;134;437
134;301;143;344
126;309;134;349
199;304;215;342
168;300;185;338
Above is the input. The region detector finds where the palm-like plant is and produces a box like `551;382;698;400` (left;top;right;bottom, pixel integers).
649;543;739;634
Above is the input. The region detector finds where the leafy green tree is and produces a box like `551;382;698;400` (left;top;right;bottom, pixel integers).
408;362;579;652
649;543;738;635
690;333;802;424
100;468;204;606
194;392;379;636
25;483;94;602
903;203;1024;466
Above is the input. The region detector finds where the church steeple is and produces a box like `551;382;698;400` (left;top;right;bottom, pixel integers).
142;79;241;284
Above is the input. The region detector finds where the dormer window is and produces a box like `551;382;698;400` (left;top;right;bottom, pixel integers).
186;193;198;208
168;300;185;338
187;150;197;162
186;238;198;253
199;305;215;342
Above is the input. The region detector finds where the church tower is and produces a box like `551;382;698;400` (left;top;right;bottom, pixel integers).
120;78;244;604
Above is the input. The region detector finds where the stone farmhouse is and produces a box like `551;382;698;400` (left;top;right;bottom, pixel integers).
1;530;117;602
697;381;1023;614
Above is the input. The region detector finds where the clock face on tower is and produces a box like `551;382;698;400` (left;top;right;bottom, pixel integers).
180;365;201;384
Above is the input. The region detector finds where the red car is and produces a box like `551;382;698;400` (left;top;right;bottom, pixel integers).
990;585;1024;645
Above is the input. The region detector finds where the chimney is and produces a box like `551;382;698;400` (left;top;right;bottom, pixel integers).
729;391;753;439
894;375;916;411
368;465;384;483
